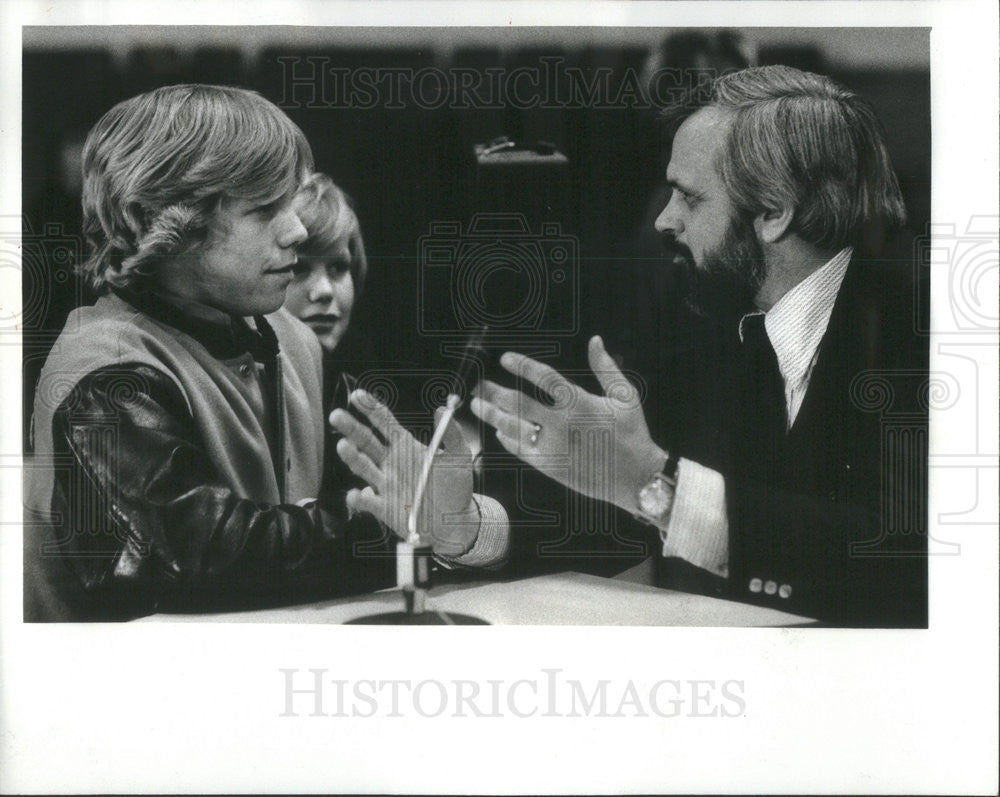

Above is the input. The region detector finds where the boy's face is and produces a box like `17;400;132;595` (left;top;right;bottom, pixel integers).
157;185;307;316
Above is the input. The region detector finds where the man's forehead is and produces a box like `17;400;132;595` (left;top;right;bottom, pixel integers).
666;107;732;184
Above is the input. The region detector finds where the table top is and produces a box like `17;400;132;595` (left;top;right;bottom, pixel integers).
144;571;815;626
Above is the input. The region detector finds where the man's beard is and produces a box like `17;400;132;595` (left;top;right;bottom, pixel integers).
669;213;767;320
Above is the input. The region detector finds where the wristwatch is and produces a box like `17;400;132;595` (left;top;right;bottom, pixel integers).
635;452;680;526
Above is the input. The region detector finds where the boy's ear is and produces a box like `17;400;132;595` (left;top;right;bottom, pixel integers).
753;205;794;244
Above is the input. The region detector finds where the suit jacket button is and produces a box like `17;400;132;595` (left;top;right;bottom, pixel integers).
764;580;777;595
778;584;792;599
749;578;763;593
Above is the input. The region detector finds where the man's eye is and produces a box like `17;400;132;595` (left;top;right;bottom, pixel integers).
291;261;310;276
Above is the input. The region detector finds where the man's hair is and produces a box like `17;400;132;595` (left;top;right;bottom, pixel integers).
80;84;314;291
294;172;368;295
675;65;907;255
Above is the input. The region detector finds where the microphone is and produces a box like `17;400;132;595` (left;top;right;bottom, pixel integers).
346;327;491;625
406;325;488;544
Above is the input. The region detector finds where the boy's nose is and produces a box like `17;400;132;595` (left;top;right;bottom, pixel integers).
278;208;308;248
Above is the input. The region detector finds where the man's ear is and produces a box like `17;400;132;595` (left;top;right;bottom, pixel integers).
753;205;794;244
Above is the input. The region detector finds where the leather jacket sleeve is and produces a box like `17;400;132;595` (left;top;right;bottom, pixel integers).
44;363;392;618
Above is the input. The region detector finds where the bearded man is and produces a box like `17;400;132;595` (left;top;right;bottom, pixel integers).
467;65;928;627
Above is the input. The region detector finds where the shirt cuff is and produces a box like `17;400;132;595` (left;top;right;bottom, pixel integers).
662;459;729;577
435;493;510;570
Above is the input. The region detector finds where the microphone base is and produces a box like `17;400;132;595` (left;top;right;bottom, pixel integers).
344;611;489;625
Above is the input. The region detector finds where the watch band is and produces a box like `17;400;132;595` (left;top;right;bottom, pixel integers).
661;451;680;484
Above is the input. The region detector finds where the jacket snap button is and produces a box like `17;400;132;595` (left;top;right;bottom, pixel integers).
779;584;792;599
764;580;777;595
749;578;763;593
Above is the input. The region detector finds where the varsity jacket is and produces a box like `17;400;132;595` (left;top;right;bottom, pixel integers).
24;290;390;620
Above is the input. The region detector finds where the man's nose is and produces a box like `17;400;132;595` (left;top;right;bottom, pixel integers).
655;194;683;236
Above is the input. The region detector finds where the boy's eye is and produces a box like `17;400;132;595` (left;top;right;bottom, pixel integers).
253;191;295;217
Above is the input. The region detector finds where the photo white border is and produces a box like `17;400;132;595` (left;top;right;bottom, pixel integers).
1;1;997;794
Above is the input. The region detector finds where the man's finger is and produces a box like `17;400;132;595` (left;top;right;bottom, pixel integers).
475;379;536;417
499;352;573;400
336;437;385;493
587;335;638;406
329;408;386;465
494;429;528;461
470;396;528;442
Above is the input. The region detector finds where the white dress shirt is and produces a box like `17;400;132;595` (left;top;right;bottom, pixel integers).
661;247;854;576
436;493;510;569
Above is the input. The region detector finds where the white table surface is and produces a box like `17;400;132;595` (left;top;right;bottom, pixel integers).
142;570;816;626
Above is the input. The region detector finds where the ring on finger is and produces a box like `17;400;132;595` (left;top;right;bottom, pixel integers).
529;422;542;446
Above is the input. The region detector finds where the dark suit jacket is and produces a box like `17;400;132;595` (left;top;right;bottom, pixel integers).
657;250;929;627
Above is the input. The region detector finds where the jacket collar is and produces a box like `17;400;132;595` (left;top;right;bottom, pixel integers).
110;287;279;361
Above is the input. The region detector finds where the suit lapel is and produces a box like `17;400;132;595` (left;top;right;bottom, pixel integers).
786;258;878;455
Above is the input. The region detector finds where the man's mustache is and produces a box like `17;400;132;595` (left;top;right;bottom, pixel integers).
659;234;694;268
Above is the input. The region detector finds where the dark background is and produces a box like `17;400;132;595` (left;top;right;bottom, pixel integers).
21;27;931;448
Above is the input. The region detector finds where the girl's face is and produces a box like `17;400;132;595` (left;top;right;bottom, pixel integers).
283;231;357;355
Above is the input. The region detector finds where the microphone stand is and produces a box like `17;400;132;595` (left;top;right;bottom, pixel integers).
345;392;488;625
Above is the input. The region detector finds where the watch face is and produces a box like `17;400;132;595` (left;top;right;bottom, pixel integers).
638;478;671;519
